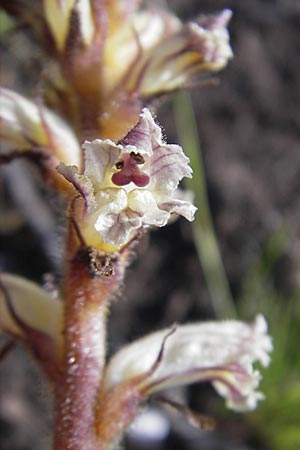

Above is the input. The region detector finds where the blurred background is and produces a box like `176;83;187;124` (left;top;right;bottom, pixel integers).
0;1;299;449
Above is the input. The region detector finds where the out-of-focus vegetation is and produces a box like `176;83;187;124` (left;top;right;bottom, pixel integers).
240;232;300;450
0;10;15;35
174;92;236;319
174;91;300;450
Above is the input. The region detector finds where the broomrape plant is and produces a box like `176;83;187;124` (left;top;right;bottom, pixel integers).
0;2;272;449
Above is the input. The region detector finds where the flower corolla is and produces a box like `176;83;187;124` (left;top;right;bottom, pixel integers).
104;315;273;412
59;108;197;250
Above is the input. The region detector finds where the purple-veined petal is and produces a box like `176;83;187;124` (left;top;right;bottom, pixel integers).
121;109;153;157
59;108;196;250
188;9;233;70
93;189;170;248
133;110;193;193
138;9;233;96
57;163;96;211
104;315;272;412
159;196;197;222
148;142;192;193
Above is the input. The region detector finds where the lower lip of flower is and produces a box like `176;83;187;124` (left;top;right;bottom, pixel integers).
111;154;150;187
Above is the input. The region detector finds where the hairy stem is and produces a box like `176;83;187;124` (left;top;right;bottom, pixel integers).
53;220;130;450
54;299;107;450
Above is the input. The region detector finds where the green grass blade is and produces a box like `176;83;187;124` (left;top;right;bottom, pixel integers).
173;91;236;318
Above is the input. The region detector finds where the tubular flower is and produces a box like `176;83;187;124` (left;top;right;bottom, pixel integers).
0;273;63;380
58;108;197;250
0;87;81;168
104;315;273;412
99;8;233;137
125;9;234;97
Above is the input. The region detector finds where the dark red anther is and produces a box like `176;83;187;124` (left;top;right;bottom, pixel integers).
112;153;150;187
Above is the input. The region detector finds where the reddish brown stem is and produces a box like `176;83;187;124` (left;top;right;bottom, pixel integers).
53;221;130;450
54;300;107;450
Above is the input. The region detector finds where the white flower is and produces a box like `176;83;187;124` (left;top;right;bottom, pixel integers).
58;108;197;250
104;315;272;412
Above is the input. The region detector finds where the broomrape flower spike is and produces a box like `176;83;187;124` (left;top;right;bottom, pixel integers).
58;108;197;250
0;3;273;449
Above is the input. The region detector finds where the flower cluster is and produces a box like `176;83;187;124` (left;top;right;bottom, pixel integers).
0;273;272;414
1;4;233;147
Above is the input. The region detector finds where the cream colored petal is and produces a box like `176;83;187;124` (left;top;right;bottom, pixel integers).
139;9;233;96
82;139;121;189
158;196;197;222
0;88;81;166
75;0;95;46
43;0;76;52
0;273;63;348
128;190;170;227
0;88;49;149
102;11;180;93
